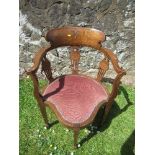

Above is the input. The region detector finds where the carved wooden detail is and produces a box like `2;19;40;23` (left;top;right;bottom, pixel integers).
41;55;54;83
100;47;124;74
70;47;80;74
96;58;109;81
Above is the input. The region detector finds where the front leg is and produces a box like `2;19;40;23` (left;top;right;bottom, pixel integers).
73;128;80;148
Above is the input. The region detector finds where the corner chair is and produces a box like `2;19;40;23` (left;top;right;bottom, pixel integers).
26;26;126;148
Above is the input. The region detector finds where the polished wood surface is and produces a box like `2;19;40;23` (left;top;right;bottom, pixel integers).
45;26;105;48
26;26;126;148
70;46;80;74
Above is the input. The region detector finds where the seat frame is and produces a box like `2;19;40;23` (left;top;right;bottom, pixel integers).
26;26;126;148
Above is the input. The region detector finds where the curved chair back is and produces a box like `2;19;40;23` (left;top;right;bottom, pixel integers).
45;26;106;48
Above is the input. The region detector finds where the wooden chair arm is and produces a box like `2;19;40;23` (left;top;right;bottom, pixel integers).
26;45;53;103
100;47;126;102
26;45;53;74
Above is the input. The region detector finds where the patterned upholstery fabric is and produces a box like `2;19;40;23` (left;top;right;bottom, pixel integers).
43;75;108;124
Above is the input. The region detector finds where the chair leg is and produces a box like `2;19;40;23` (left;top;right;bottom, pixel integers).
101;104;112;125
38;104;50;128
73;128;79;149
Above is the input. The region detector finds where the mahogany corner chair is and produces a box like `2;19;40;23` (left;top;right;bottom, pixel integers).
26;26;126;148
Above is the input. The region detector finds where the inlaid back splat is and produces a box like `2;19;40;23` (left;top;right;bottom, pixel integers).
70;47;80;74
96;58;109;82
41;55;54;83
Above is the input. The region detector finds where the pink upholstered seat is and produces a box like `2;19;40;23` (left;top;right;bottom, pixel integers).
43;75;108;125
